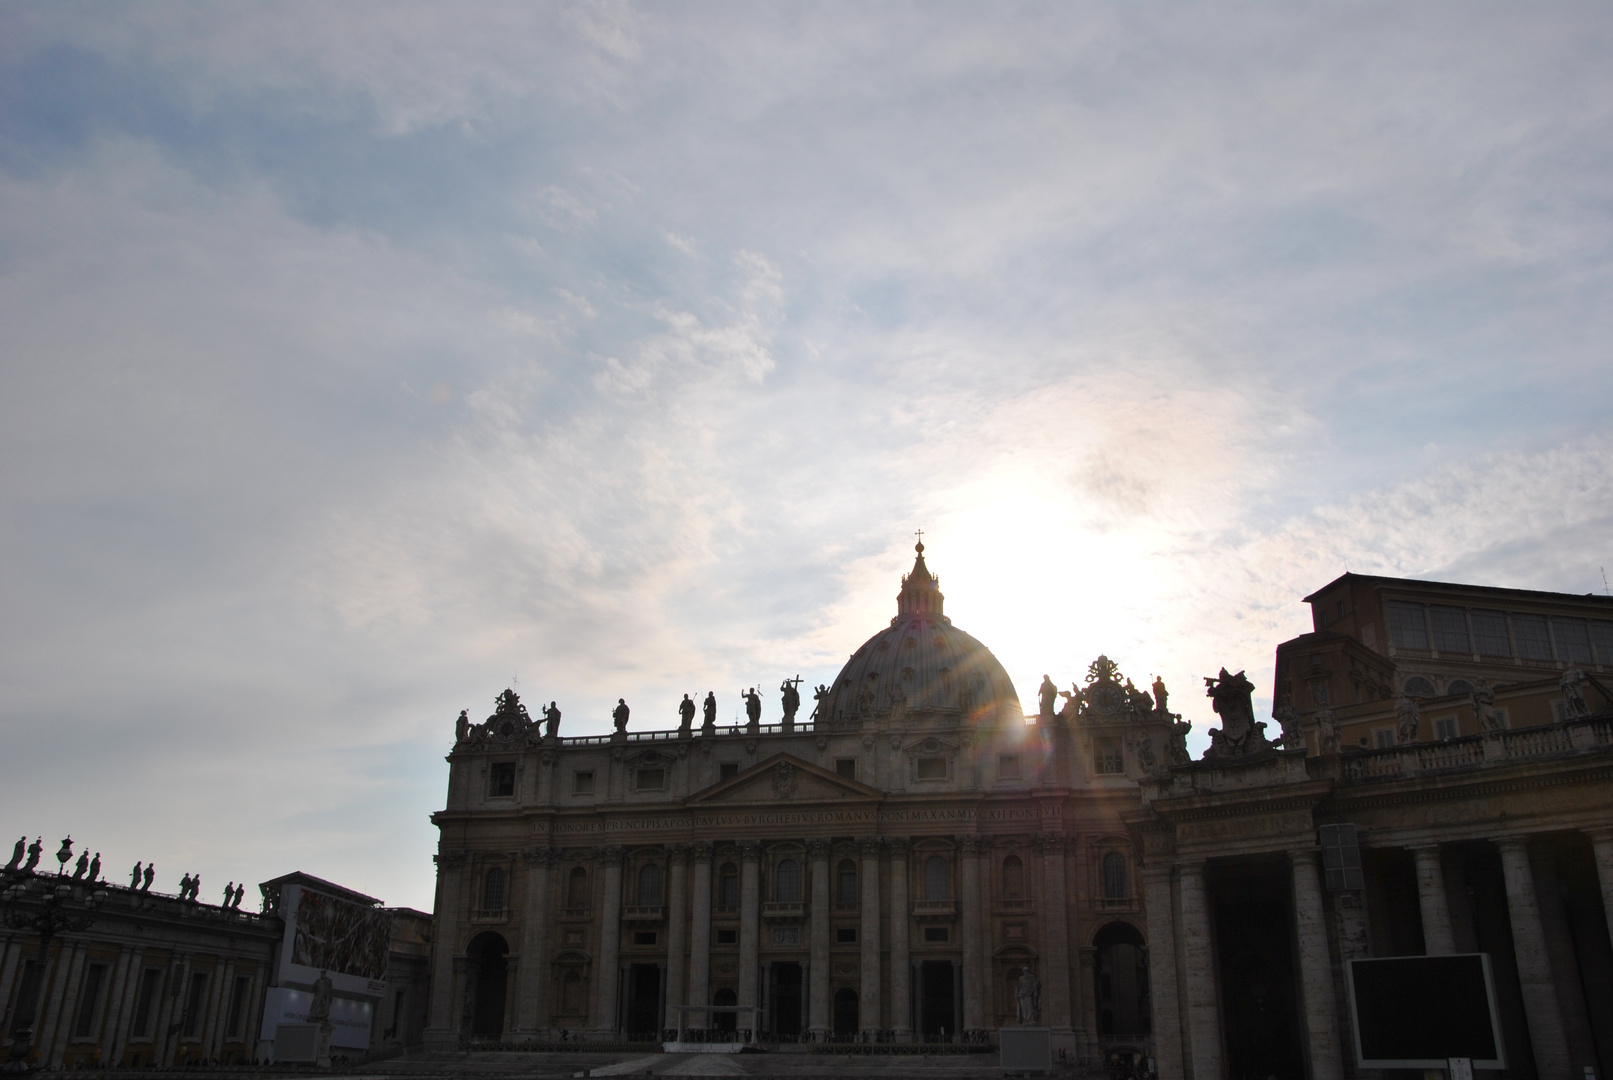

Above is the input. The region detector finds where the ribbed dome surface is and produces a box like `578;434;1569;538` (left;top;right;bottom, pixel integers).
819;543;1022;726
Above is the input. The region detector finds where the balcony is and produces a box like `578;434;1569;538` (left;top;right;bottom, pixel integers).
1098;896;1137;912
560;906;592;921
912;899;957;921
763;901;805;921
623;905;665;923
992;897;1032;915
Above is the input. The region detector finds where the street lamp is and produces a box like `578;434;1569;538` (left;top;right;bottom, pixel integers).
1;865;107;1069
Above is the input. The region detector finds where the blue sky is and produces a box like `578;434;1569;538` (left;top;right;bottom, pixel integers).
3;2;1611;911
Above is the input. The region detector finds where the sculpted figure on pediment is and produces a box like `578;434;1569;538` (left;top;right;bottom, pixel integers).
1273;704;1302;749
1561;668;1591;719
1472;679;1505;732
1204;668;1269;759
1394;696;1421;744
1312;708;1340;755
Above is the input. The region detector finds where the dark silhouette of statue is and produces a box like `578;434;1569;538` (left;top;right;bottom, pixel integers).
702;691;717;736
224;882;235;905
73;850;89;879
780;677;801;731
87;853;101;883
455;709;470;744
1151;675;1169;716
543;701;562;739
24;838;42;872
742;687;762;733
308;970;334;1024
179;872;193;898
1204;668;1268;759
613;698;631;734
130;861;143;888
141;864;154;891
678;694;696;735
1038;675;1058;722
5;836;23;871
810;684;830;722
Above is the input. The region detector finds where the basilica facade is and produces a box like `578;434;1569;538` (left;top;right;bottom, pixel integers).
424;543;1171;1058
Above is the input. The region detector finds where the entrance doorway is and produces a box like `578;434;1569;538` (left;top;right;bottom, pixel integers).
625;964;661;1037
1211;862;1304;1077
712;988;737;1032
1094;922;1150;1037
832;988;858;1036
466;932;509;1037
918;960;957;1041
769;962;803;1038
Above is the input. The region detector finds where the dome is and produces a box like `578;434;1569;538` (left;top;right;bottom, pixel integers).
819;542;1023;728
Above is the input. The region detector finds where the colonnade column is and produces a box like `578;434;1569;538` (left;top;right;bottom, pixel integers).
1289;849;1343;1080
807;840;831;1038
888;838;911;1039
1034;833;1071;1035
1588;828;1613;951
1176;862;1222;1080
1497;837;1570;1078
738;841;762;1025
516;847;554;1034
1140;866;1184;1080
591;846;624;1035
959;836;987;1032
687;843;713;1025
424;850;465;1041
1411;845;1454;955
858;837;883;1033
664;844;690;1031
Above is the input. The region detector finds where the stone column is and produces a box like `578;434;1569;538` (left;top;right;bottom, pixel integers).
516;847;555;1034
888;838;912;1039
1289;849;1343;1080
1177;862;1222;1080
664;844;690;1031
1497;837;1570;1078
1588;828;1613;951
687;843;713;1025
807;839;831;1038
425;850;466;1042
106;946;143;1065
42;940;86;1066
1411;845;1454;955
591;846;624;1035
739;841;762;1023
858;837;883;1033
1141;866;1184;1080
959;836;986;1033
1034;833;1072;1035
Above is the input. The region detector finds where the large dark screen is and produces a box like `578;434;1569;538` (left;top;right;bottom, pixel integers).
1349;955;1500;1063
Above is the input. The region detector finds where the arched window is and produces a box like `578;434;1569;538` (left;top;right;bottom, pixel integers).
837;860;857;905
1404;676;1436;697
718;863;739;909
1447;679;1474;695
482;866;506;913
1102;852;1128;900
1002;855;1024;899
566;866;588;908
637;862;662;906
924;855;949;901
775;859;801;903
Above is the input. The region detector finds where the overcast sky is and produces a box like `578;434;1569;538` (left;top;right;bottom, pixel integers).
3;3;1611;912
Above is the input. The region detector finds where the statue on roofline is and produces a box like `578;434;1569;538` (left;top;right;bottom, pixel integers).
543;701;562;739
678;694;696;736
1203;668;1270;759
1037;675;1058;723
702;691;717;736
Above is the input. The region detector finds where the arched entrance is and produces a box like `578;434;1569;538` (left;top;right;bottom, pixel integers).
1093;922;1149;1038
465;931;510;1038
712;988;737;1033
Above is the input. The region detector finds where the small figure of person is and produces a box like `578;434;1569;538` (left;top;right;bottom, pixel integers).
454;709;470;744
87;852;101;883
741;687;762;733
543;701;562;739
141;864;155;891
702;691;717;736
130;861;144;889
613;698;631;734
678;694;696;736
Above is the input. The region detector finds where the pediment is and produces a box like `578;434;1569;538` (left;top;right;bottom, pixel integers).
686;753;884;805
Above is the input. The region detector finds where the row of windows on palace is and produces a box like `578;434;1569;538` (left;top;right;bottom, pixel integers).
14;957;256;1053
480;746;1131;800
1381;601;1613;665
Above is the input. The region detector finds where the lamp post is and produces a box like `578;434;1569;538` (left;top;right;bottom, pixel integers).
1;871;107;1069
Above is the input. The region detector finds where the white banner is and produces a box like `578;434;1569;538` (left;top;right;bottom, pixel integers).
258;986;373;1050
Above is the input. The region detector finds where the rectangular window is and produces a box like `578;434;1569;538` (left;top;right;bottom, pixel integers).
1386;602;1429;649
1591;620;1613;664
132;968;162;1037
997;754;1021;781
1428;606;1470;653
915;757;947;780
632;931;657;946
1095;737;1124;775
181;972;209;1038
572;771;594;795
634;768;665;791
1433;716;1459;741
1308;679;1329;706
72;963;106;1038
1471;609;1511;656
719;763;739;782
836;927;857;944
1553;618;1594;663
226;976;251;1039
834;758;856;780
923;927;949;942
488;762;516;797
1511;614;1552;660
715;929;737;945
1373;729;1396;749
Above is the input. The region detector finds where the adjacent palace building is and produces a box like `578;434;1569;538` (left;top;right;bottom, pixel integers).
426;546;1613;1079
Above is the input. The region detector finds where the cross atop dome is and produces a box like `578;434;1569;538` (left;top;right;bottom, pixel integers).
897;534;944;619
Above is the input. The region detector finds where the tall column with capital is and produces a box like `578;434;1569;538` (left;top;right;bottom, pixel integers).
1140;866;1184;1080
1497;837;1570;1078
1290;849;1343;1080
664;844;690;1031
858;837;883;1032
591;846;625;1035
1034;833;1072;1035
959;836;986;1032
1589;828;1613;952
1177;861;1222;1080
739;841;762;1025
808;839;832;1038
888;838;912;1039
1411;845;1454;955
515;847;555;1034
425;850;466;1043
687;843;714;1024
